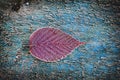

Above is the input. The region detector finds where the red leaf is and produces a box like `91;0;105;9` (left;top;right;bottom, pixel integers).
29;28;85;62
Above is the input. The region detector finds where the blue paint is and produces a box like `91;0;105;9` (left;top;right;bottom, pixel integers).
95;17;104;23
99;66;108;73
95;53;108;59
61;13;75;24
27;61;33;68
26;15;32;20
91;38;100;42
31;21;40;25
80;26;89;32
1;1;119;79
110;43;119;54
72;52;84;60
69;65;75;71
85;40;106;54
112;48;119;54
22;28;29;33
92;45;104;52
85;64;94;74
56;64;70;72
50;6;57;11
80;3;90;8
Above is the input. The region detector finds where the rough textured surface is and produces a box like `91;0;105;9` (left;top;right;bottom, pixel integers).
0;0;120;80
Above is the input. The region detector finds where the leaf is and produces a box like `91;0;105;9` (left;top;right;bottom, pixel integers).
29;28;85;62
